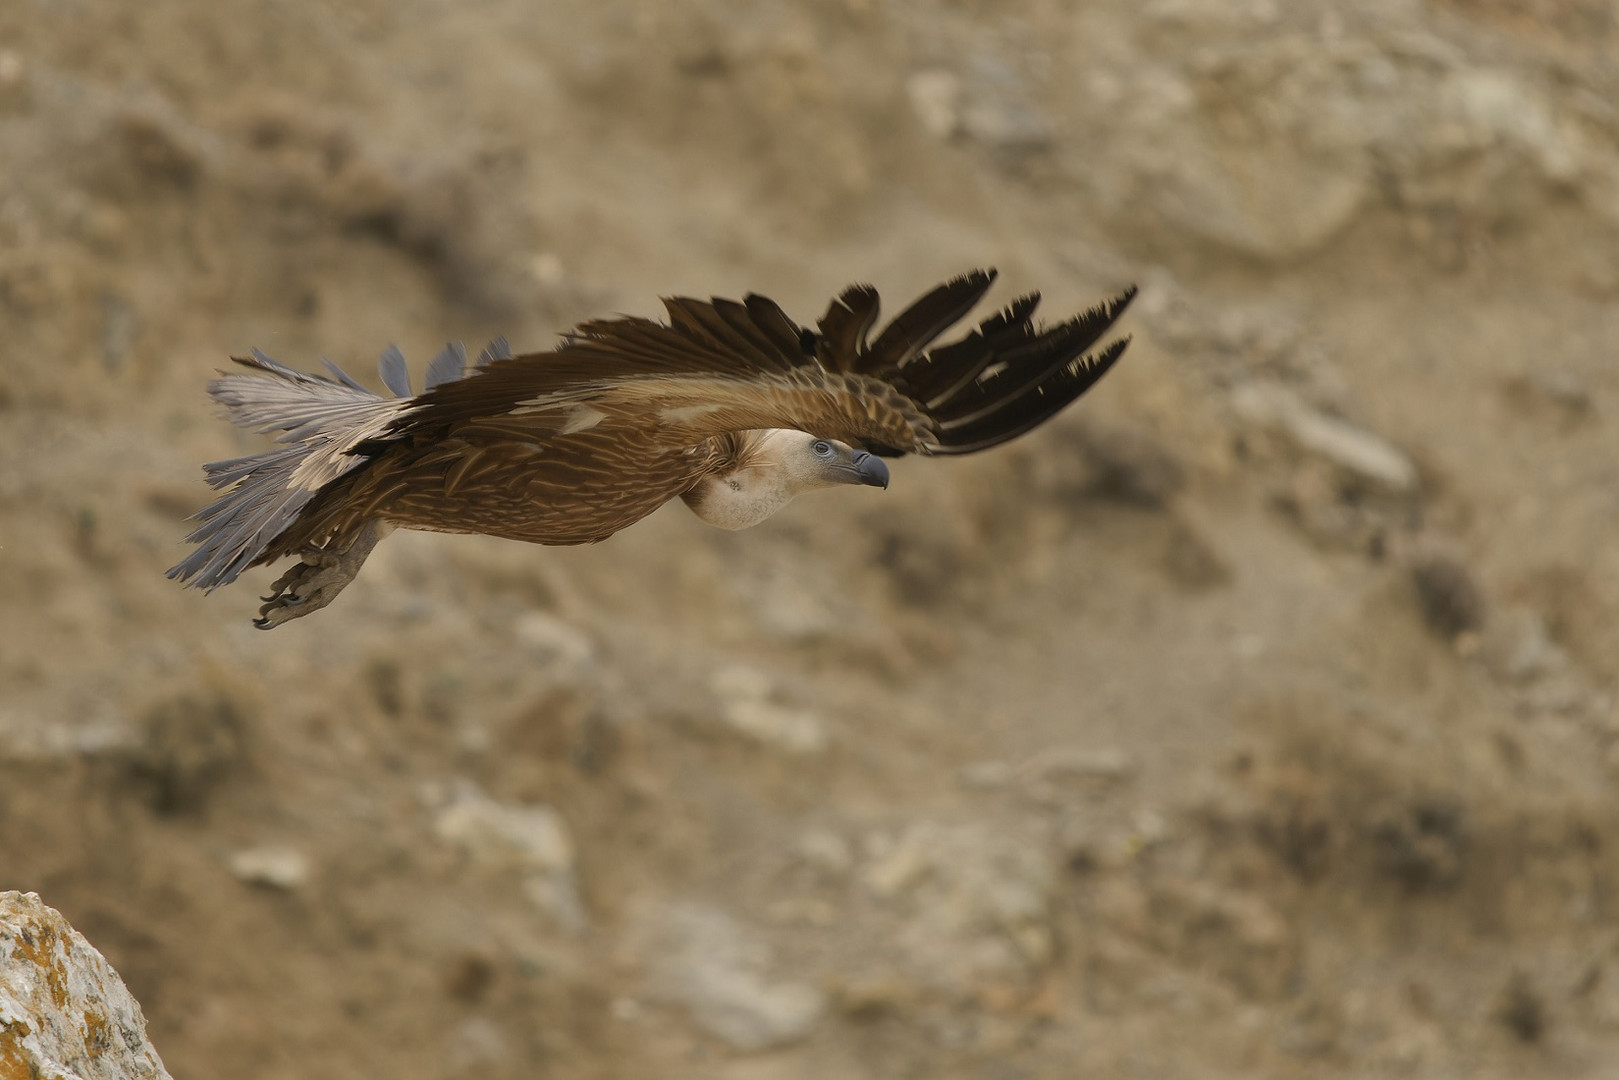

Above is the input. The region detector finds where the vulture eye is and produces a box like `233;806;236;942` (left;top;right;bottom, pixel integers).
811;440;834;459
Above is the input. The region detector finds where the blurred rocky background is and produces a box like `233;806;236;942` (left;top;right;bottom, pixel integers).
3;0;1619;1076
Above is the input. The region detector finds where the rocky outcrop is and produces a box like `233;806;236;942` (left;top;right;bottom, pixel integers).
0;892;170;1080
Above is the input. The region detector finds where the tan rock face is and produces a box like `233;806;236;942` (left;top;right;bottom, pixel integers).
0;892;171;1080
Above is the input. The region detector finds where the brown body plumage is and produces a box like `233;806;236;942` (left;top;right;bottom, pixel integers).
281;421;736;550
168;269;1136;626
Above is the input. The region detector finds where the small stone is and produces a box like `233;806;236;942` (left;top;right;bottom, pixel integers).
1495;971;1547;1043
521;872;588;934
862;833;933;899
226;846;310;891
111;105;205;189
511;613;594;668
1480;608;1570;685
1409;548;1485;639
793;829;853;877
0;709;139;763
957;760;1014;789
528;252;565;286
443;954;494;1003
1232;382;1418;493
0;50;29;110
455;722;492;756
446;1016;510;1071
1029;746;1137;784
720;700;828;755
962;101;1054;152
1133;807;1171;847
906;70;962;139
1503;370;1595;429
834;974;914;1019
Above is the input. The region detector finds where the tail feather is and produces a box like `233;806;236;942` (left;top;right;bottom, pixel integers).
170;340;507;590
168;348;417;590
425;342;468;390
168;444;334;589
378;344;413;397
476;337;513;367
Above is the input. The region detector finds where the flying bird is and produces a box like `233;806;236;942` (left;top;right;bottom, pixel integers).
168;269;1135;627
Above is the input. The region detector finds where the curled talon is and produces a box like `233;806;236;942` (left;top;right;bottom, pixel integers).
241;522;392;628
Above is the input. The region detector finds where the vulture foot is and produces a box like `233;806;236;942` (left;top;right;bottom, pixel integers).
253;520;391;629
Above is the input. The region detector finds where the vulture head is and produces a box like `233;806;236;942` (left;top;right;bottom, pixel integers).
682;428;888;531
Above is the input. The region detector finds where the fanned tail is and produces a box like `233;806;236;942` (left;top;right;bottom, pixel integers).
167;342;491;591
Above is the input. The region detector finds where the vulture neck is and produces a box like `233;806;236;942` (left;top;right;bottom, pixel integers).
682;430;806;531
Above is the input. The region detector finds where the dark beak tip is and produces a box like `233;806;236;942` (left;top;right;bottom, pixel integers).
854;452;890;490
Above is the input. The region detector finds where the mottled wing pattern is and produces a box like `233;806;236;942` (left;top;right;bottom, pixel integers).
394;269;1136;458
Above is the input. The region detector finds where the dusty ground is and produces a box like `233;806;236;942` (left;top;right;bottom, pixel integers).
4;0;1619;1076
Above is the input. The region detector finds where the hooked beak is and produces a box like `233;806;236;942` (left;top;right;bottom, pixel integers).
851;450;889;490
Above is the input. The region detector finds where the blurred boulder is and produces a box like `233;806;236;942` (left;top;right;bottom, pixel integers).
1369;796;1468;893
861;821;1057;991
1408;545;1486;640
1092;11;1619;267
1232;382;1417;494
907;70;962;140
640;903;825;1053
431;782;585;932
0;891;171;1080
1480;607;1572;686
126;688;252;816
1093;34;1372;261
1494;970;1548;1043
906;58;1053;154
709;665;827;756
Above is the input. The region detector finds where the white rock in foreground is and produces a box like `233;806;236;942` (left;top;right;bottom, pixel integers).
0;891;171;1080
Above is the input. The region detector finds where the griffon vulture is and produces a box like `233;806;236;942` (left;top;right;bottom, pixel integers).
168;269;1136;627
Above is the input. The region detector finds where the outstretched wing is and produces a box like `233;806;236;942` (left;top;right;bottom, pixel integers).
394;269;1136;457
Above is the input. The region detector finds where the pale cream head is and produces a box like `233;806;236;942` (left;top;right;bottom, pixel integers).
682;429;889;531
